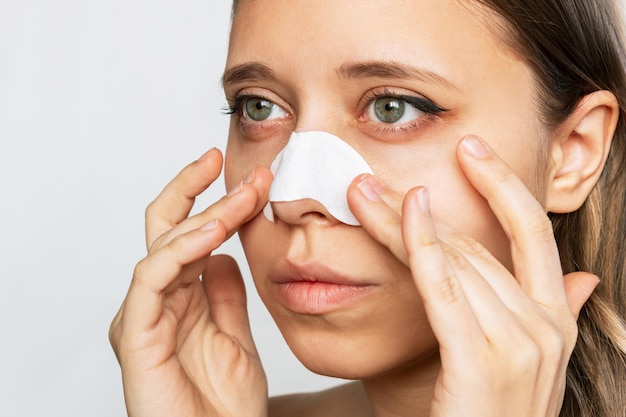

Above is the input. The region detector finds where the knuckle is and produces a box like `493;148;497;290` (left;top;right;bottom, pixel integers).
441;244;471;272
556;314;579;352
167;233;187;256
144;199;159;222
539;326;567;356
131;256;163;290
407;232;439;256
108;321;118;347
149;233;167;254
108;322;119;352
564;320;579;350
403;211;438;252
510;337;541;371
524;209;555;243
447;233;488;258
132;258;150;283
435;275;465;305
108;315;123;360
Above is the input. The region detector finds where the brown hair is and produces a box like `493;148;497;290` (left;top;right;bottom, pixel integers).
230;0;626;415
470;1;626;415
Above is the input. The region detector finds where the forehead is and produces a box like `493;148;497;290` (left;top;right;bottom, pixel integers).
226;0;522;88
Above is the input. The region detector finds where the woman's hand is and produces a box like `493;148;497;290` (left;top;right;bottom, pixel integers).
109;148;272;417
347;135;599;417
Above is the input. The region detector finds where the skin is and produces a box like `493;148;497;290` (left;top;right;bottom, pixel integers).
110;0;619;416
224;0;538;382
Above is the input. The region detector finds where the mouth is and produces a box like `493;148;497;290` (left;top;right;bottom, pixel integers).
271;259;379;315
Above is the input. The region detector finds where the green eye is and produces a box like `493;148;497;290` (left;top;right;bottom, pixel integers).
373;97;406;123
242;97;288;122
366;95;430;125
244;98;275;121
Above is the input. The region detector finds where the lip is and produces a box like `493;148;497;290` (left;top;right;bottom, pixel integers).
271;259;378;315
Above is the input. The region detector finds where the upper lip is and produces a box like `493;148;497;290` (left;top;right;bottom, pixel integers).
272;259;374;286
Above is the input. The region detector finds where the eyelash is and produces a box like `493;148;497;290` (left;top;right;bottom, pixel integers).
223;90;448;137
362;89;445;117
222;94;276;116
357;90;447;138
222;95;245;116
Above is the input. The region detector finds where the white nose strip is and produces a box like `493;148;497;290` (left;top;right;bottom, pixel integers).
263;131;374;226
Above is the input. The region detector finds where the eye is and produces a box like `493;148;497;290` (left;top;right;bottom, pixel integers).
367;96;424;124
243;97;288;121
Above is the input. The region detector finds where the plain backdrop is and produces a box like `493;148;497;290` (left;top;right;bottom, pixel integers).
0;2;342;417
2;1;626;417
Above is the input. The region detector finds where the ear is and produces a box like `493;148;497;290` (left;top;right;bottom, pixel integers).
545;90;619;213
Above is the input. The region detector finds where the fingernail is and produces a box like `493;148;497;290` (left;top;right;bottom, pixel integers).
461;136;489;159
417;187;430;214
200;218;219;232
243;169;255;184
357;174;385;201
227;182;243;197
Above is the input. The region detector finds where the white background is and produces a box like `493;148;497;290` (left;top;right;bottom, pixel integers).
2;1;625;417
0;2;341;416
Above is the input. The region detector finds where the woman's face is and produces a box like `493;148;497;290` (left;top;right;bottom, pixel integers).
224;0;547;379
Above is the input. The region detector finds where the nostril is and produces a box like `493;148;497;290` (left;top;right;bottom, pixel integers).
301;211;328;222
269;199;341;226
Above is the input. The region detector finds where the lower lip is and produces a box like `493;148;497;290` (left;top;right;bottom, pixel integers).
274;281;376;314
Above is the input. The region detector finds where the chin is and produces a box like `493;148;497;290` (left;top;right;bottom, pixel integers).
272;311;439;380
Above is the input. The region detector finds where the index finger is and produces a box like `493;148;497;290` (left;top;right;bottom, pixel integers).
145;148;223;248
456;135;567;309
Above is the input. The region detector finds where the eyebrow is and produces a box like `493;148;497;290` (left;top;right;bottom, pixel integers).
336;61;460;92
222;62;277;86
222;60;460;92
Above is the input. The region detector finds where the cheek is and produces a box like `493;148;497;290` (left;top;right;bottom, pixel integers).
224;129;245;192
237;217;287;306
430;170;514;270
225;125;291;192
364;137;514;270
224;137;266;193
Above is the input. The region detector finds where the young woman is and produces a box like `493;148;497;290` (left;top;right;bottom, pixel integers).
110;1;626;416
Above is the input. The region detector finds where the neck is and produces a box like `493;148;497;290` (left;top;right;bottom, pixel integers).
361;353;440;417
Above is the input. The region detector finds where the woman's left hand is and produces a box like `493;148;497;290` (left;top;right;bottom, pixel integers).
347;135;599;417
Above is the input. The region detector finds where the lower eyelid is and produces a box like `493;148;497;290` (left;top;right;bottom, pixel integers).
362;112;441;140
238;113;295;141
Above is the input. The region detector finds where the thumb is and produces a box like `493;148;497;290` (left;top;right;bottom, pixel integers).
202;254;258;355
563;271;600;319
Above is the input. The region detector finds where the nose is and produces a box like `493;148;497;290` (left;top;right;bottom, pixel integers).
270;198;342;225
263;130;371;226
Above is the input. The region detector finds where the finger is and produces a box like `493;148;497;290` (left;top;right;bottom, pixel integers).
436;240;541;347
435;222;535;313
349;170;534;309
350;172;549;334
124;219;226;334
347;174;408;264
456;135;567;308
146;148;224;248
401;186;484;351
151;167;272;253
563;272;599;318
202;255;259;355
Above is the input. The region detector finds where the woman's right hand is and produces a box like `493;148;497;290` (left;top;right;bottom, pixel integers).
109;148;272;417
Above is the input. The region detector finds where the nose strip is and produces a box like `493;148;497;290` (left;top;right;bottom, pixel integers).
263;131;374;226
